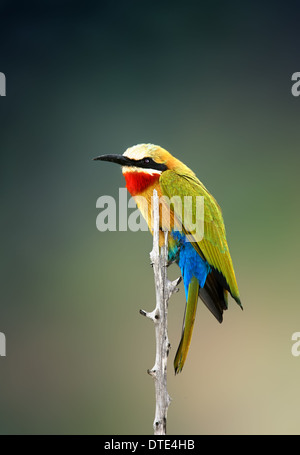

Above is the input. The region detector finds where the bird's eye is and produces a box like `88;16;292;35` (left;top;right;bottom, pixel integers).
144;158;150;164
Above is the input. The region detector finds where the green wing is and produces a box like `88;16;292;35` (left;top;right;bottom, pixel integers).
159;169;241;304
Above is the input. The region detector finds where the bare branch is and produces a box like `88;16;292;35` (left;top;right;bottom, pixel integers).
140;189;180;435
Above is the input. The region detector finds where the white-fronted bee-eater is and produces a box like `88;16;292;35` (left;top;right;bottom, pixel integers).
94;143;242;373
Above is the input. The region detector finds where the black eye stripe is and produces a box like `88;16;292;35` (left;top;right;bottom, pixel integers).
132;157;168;171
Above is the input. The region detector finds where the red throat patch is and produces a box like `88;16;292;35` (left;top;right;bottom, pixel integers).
124;171;160;196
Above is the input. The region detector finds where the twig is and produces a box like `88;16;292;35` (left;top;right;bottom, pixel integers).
140;189;181;435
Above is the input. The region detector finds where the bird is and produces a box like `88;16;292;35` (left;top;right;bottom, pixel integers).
94;143;242;373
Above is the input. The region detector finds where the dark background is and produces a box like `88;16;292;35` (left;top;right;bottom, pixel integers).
1;0;300;434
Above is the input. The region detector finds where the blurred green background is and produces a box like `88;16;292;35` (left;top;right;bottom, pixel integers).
1;0;300;434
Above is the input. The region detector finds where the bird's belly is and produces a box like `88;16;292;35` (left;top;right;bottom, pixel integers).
128;180;179;246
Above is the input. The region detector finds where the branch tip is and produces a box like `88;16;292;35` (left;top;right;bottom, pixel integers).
147;368;157;378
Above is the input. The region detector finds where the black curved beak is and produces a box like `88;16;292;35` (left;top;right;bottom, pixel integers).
94;154;168;172
93;154;132;166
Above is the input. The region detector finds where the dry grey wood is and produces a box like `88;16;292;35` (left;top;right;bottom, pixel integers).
140;189;181;435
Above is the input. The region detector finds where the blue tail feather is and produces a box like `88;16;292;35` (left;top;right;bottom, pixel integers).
170;231;211;300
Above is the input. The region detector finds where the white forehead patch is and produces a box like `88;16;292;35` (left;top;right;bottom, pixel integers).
123;143;158;160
